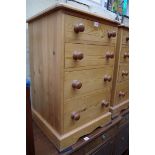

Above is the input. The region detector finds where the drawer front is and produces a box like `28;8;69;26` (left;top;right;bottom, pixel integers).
65;43;115;69
117;64;129;82
122;29;129;45
64;67;113;99
114;81;129;105
65;15;117;45
119;46;129;63
64;88;111;132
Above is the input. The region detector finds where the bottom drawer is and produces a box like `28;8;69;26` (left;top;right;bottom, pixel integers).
114;81;129;105
64;87;111;132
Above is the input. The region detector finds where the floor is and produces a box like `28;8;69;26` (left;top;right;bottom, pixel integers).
33;122;60;155
33;122;129;155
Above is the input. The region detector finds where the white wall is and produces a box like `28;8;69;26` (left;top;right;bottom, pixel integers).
26;0;58;18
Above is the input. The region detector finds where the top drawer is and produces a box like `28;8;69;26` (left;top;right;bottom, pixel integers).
122;29;129;45
65;15;118;45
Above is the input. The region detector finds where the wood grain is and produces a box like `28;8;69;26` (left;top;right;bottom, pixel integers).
111;27;129;109
119;46;129;63
114;81;129;106
117;64;129;82
110;100;129;118
64;87;111;132
28;8;119;150
26;3;119;26
122;29;129;45
32;107;111;151
64;67;113;99
28;11;64;133
65;43;115;69
65;14;118;45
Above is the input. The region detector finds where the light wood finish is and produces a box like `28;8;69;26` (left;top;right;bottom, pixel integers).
65;43;115;69
65;14;117;45
117;64;129;82
110;100;129;118
28;11;64;133
64;67;113;99
28;5;119;151
32;108;111;151
119;46;129;63
114;81;129;105
110;26;129;114
26;3;119;25
122;29;129;45
64;87;111;132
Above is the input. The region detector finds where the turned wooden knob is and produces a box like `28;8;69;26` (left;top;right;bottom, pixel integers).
124;52;129;58
71;112;80;121
126;37;129;41
74;23;85;33
104;75;112;82
106;52;114;59
122;71;128;76
119;91;125;97
73;51;84;60
108;31;116;38
72;80;82;89
101;100;109;107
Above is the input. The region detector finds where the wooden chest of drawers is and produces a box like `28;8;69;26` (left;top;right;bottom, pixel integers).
110;25;129;117
27;3;119;151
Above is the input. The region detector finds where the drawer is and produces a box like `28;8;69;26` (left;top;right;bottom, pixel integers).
122;29;129;45
114;81;129;105
65;15;117;45
64;88;111;132
64;67;113;99
119;46;129;63
117;64;129;82
65;43;115;69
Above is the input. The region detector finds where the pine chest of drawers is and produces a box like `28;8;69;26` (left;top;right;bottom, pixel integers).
110;25;129;117
27;3;119;151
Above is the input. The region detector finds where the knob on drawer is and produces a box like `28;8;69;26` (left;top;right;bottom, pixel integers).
104;75;112;82
124;52;129;59
106;52;114;59
119;91;126;97
108;31;116;38
74;23;85;33
122;71;128;76
126;37;129;41
72;80;82;89
101;100;110;107
71;112;80;121
73;51;84;60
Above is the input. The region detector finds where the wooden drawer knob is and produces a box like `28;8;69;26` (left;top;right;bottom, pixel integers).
119;91;125;97
122;71;128;76
104;75;112;82
73;51;84;60
106;52;114;59
71;112;80;121
108;31;116;38
101;100;109;107
126;37;129;41
72;80;82;89
74;23;85;33
124;52;129;58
